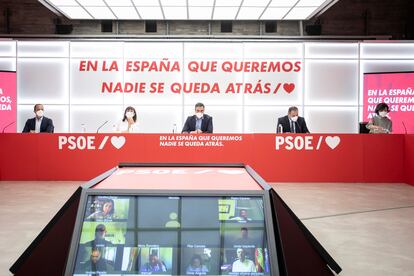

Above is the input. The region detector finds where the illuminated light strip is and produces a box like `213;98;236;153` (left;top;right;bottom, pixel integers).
39;0;337;20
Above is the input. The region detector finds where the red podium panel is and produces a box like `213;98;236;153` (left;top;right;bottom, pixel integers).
0;133;410;184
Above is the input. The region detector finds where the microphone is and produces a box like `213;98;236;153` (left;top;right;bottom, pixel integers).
2;121;15;133
96;120;108;133
402;121;408;134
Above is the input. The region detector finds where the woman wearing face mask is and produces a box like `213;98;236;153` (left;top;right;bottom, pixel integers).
366;103;392;134
117;106;138;133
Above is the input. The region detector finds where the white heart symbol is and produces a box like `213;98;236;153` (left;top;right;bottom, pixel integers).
325;136;340;150
111;136;126;149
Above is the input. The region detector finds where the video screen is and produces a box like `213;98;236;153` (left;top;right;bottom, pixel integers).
71;196;272;276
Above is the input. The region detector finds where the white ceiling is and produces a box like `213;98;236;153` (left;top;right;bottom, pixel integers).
40;0;337;20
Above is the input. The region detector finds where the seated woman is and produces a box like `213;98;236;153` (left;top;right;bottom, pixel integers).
117;106;138;133
366;103;392;134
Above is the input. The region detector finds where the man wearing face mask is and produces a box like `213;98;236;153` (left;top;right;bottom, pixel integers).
22;104;54;133
181;102;213;134
277;106;309;133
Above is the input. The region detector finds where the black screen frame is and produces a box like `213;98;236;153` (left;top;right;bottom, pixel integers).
64;188;280;276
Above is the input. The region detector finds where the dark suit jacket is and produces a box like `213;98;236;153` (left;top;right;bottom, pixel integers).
22;117;54;133
181;114;213;133
277;115;309;133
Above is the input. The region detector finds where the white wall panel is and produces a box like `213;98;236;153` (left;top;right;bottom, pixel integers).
70;42;124;58
70;58;124;104
184;43;243;59
305;60;359;105
17;104;69;133
359;60;414;104
361;43;414;59
0;58;16;71
305;106;359;133
305;43;358;59
70;105;124;133
183;59;244;105
0;41;16;57
244;59;303;105
18;41;69;58
10;40;414;134
244;43;303;59
136;105;182;133
244;106;299;133
124;58;183;105
17;58;69;104
124;42;183;59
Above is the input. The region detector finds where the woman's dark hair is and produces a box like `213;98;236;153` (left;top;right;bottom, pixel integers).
99;197;115;216
375;103;389;114
122;106;137;122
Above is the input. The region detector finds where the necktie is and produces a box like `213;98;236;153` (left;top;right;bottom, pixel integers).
291;121;295;133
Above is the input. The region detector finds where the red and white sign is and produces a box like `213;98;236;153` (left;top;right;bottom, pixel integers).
363;72;414;134
0;134;408;184
0;71;16;133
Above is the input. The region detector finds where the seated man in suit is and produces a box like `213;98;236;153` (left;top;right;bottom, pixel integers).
22;104;54;133
182;102;213;134
277;106;309;133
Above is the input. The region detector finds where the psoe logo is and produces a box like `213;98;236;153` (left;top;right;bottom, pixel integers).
58;136;126;150
275;135;341;151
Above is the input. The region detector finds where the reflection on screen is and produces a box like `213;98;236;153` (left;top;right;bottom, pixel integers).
71;196;272;276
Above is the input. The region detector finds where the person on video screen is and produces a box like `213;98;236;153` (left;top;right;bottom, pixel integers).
229;209;252;222
141;254;167;273
83;247;113;273
87;198;115;220
233;227;257;247
232;248;256;273
84;224;114;248
186;254;209;275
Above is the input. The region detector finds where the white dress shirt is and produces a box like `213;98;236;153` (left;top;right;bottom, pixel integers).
117;120;139;133
35;117;43;133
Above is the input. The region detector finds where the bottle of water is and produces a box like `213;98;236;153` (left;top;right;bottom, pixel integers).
81;124;86;133
172;123;177;133
278;124;283;133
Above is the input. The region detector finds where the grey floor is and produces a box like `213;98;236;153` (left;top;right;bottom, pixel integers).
0;181;413;276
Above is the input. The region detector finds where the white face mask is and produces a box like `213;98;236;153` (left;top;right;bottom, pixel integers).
36;110;44;117
290;116;298;122
126;111;135;119
195;112;203;119
379;111;388;118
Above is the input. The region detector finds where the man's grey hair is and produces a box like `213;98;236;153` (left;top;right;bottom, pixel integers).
288;106;298;114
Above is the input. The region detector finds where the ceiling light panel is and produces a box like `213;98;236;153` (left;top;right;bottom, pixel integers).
41;0;335;20
260;7;290;19
58;6;92;19
135;6;164;19
77;0;105;6
84;6;116;19
242;0;270;7
215;0;242;7
213;7;239;20
189;7;213;19
105;0;134;6
47;0;78;5
111;6;140;19
132;0;160;6
163;6;188;19
237;7;266;20
297;0;327;7
160;0;187;6
188;0;214;6
268;0;297;7
284;6;318;19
